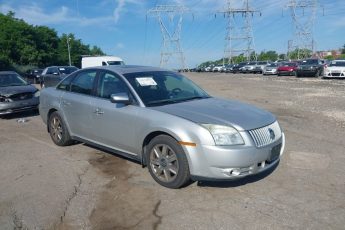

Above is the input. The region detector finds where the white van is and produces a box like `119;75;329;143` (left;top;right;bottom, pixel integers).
81;56;125;68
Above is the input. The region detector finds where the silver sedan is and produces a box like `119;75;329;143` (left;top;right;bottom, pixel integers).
39;66;285;188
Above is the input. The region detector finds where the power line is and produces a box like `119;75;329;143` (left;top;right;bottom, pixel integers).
287;0;318;59
218;0;261;64
147;5;190;69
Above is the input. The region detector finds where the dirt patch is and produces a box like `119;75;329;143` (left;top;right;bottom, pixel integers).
88;153;162;230
287;151;331;170
322;110;345;123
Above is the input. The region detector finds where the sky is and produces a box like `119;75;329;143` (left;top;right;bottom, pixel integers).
0;0;344;68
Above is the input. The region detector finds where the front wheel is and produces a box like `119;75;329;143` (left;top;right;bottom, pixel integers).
146;135;190;189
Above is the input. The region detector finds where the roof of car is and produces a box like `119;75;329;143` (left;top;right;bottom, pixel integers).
89;65;167;75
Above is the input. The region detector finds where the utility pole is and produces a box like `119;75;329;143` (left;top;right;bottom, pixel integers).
67;37;72;66
287;0;318;60
147;5;189;70
218;0;260;64
287;39;293;60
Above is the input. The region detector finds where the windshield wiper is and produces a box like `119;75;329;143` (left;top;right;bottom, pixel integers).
146;99;180;107
175;96;210;103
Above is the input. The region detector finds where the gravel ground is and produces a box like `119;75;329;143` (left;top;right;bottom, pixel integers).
0;73;344;230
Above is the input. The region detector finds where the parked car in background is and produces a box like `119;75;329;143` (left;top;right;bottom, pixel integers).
39;65;285;188
204;66;213;72
212;65;224;72
253;61;271;74
241;61;257;73
323;59;345;79
263;63;279;75
224;64;234;73
296;59;325;77
0;71;39;115
41;66;78;88
25;68;43;84
232;62;248;73
277;62;298;76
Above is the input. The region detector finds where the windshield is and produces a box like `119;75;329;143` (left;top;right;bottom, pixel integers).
268;63;278;67
283;62;297;67
59;67;78;74
0;73;28;87
123;71;210;107
301;59;318;65
107;61;125;65
330;61;345;67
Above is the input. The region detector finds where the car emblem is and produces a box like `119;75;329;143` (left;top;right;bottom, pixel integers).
268;128;275;140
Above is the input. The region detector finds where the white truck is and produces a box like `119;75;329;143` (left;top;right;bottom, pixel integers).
81;56;125;68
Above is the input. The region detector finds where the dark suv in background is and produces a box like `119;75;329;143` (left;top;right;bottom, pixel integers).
296;59;326;78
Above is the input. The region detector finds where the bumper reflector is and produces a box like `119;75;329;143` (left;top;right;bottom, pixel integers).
178;141;196;147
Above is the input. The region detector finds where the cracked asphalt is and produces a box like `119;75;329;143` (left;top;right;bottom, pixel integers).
0;73;344;230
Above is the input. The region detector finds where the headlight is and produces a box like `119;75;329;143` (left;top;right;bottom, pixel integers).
201;124;244;146
34;90;40;97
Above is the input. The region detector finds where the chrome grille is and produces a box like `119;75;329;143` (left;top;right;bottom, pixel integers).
10;93;33;101
249;121;282;148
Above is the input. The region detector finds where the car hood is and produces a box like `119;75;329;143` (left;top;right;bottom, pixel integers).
279;66;295;70
150;98;276;131
327;66;345;71
0;85;37;96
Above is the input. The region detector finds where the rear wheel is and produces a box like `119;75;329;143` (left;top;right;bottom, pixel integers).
48;111;73;146
146;135;190;189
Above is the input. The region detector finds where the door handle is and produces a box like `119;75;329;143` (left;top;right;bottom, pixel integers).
94;108;104;115
62;100;71;106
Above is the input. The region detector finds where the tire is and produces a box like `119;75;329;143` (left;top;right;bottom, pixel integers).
146;135;190;189
315;70;319;78
48;111;73;146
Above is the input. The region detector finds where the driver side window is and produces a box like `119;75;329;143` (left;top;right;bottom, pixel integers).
96;72;129;99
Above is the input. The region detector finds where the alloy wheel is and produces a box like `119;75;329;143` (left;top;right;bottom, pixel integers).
50;117;63;142
149;144;179;183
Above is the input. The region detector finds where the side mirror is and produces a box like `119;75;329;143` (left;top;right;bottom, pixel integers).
110;93;132;105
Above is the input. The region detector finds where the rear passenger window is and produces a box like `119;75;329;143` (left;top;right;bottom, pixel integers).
70;71;97;95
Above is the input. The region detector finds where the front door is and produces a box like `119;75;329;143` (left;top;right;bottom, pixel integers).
88;71;142;155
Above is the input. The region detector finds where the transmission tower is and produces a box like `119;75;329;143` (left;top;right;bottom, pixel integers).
147;5;189;69
287;0;318;59
219;0;260;64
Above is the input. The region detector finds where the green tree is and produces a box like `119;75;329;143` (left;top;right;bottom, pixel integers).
0;12;106;70
288;48;312;60
257;50;278;61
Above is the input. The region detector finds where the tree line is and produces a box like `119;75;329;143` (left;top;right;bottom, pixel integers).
0;12;105;72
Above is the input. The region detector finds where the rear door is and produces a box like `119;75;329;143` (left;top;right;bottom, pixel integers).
60;69;98;139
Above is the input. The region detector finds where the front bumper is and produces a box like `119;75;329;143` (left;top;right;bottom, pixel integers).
323;72;345;78
296;69;318;76
263;70;277;75
0;97;39;115
184;132;285;180
278;70;295;76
